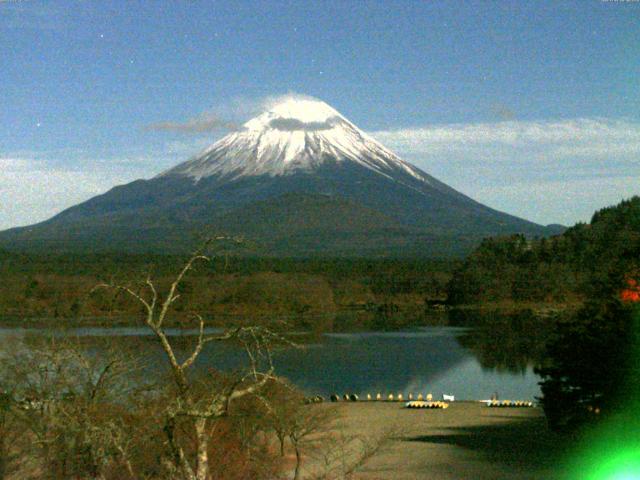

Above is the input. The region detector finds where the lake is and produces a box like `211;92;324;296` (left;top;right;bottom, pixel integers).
0;323;543;401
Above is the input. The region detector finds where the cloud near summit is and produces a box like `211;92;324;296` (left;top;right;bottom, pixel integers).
143;93;336;135
268;116;341;132
145;115;241;134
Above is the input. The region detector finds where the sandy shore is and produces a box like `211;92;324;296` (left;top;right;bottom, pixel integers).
303;401;569;480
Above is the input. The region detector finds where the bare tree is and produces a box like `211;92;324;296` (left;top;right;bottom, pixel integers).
94;239;292;480
258;381;336;479
307;426;398;480
0;335;144;480
288;406;334;480
0;385;18;480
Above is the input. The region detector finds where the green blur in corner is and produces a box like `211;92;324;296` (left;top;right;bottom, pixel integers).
570;309;640;480
585;448;640;480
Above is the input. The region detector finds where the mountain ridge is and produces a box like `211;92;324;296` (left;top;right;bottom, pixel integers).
0;96;561;257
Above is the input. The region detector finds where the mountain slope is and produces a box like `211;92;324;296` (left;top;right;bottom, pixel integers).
0;96;558;257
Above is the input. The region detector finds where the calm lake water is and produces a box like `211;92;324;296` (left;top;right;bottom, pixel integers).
0;324;543;401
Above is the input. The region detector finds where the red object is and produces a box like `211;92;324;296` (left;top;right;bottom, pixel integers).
621;278;640;303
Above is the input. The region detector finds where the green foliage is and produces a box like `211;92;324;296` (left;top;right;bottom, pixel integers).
535;299;639;431
447;196;640;306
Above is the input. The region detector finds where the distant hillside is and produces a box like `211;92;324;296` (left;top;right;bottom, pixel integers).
446;196;640;306
0;251;456;329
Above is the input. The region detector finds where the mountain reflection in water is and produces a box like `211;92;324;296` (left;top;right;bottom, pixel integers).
451;309;557;375
0;315;550;401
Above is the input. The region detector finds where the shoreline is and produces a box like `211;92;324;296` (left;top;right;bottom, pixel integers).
0;301;576;330
306;401;569;479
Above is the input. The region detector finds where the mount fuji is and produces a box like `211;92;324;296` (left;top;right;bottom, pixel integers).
0;96;561;256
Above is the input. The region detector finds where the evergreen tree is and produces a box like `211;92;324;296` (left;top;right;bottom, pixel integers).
536;296;639;431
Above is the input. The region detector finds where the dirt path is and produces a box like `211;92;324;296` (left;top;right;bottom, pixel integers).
306;401;570;480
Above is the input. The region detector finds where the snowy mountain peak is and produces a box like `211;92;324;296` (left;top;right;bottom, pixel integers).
244;97;343;131
159;96;429;184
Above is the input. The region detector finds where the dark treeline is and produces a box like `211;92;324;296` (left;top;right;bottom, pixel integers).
0;252;457;330
0;251;456;280
447;196;640;306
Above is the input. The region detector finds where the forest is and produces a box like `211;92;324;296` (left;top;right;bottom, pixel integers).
446;196;640;307
0;252;455;331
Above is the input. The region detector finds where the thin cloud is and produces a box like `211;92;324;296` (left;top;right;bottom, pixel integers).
0;157;31;171
489;103;516;121
269;116;340;132
260;92;321;110
0;153;175;230
373;118;640;151
370;117;640;226
551;142;640;158
472;175;640;227
143;93;328;135
145;115;241;134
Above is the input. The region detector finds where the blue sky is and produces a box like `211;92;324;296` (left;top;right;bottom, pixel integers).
1;0;639;229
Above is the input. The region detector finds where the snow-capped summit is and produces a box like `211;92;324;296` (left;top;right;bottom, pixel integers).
244;96;342;128
159;96;428;183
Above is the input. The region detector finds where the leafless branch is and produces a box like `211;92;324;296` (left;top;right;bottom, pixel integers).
85;237;298;480
180;314;206;370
